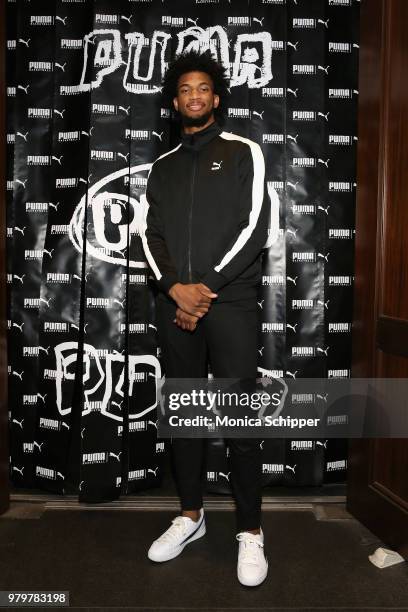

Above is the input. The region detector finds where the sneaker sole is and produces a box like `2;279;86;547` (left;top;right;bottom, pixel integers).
238;559;268;587
148;520;206;563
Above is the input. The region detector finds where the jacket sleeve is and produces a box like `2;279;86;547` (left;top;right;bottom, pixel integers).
200;140;272;292
141;162;180;294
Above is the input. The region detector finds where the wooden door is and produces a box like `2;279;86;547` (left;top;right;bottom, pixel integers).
348;0;408;558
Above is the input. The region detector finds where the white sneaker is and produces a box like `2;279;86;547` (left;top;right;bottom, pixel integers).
147;508;206;562
236;528;268;587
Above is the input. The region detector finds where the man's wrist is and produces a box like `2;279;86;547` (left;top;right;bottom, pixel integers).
168;282;182;299
158;273;181;295
200;270;227;293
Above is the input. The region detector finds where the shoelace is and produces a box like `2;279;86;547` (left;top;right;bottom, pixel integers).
236;533;264;565
157;516;189;544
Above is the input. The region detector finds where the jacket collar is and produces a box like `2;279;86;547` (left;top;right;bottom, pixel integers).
180;120;223;152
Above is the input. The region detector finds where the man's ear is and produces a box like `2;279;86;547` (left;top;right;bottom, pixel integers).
173;97;179;112
213;94;220;109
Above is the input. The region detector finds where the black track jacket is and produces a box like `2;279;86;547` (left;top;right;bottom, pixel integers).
142;120;274;303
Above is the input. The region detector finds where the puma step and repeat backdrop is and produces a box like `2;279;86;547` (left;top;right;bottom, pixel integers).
6;0;360;501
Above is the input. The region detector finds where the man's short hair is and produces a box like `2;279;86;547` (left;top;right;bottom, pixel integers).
161;49;230;125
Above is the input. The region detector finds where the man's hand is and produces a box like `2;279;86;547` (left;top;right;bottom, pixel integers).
173;308;199;332
168;282;218;317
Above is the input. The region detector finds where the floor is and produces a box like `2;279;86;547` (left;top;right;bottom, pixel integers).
1;500;407;611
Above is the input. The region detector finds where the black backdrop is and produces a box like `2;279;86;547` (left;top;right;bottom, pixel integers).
6;0;360;501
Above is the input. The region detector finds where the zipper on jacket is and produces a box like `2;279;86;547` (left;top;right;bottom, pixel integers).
188;151;197;283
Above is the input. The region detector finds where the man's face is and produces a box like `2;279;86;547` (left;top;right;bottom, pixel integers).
173;70;219;127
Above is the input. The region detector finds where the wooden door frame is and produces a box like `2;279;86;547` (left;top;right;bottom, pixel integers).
351;0;385;380
0;0;10;515
348;0;408;558
347;0;384;509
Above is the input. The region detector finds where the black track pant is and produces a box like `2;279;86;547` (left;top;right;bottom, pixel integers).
156;296;262;532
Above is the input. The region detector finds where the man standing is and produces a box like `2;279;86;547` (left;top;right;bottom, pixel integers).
142;50;272;586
